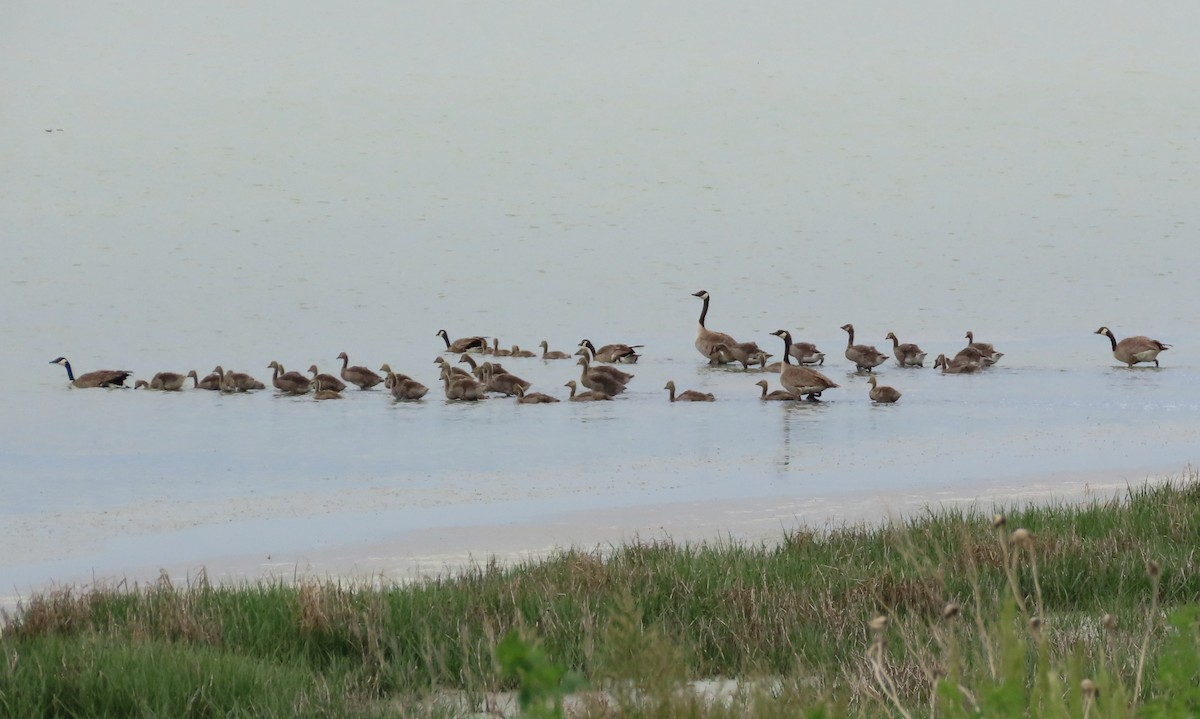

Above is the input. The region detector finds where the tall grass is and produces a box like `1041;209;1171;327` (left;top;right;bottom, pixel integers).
2;476;1198;717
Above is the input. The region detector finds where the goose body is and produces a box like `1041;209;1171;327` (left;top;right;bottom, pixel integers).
337;352;383;389
489;338;512;357
268;361;312;394
755;379;795;400
514;386;560;404
885;332;926;367
49;358;131;388
579;339;641;363
575;350;634;384
218;367;264;392
440;365;487;401
867;375;902;403
664;380;715;402
383;369;428;400
577;357;628;395
564;380;612;401
187;369;221;390
1094;326;1169;368
934;353;981;374
963;331;1003;366
789;341;826;366
312;379;343;400
434;356;472;379
510;345;536;358
539;340;571;360
840;324;888;372
770;331;839;400
481;362;532;396
144;371;185;391
436;329;487;354
691;290;737;364
307;365;346;392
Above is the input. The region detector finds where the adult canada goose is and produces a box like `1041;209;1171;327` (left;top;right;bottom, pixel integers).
664;380;715;402
307;365;346;392
578;339;641;363
49;357;130;388
336;352;383;390
187;369;221;390
1094;326;1170;368
267;361;312;395
755;379;795;401
577;356;628;396
691;290;738;364
564;380;612;401
770;330;840;400
840;324;888;372
539;340;571;360
509;345;537;358
436;329;487;354
480;362;532;396
884;332;927;367
575;350;634;384
440;364;487;401
934;353;981;374
514;385;560;404
963;331;1003;365
867;375;902;403
489;338;512;357
312;379;343;400
434;356;472;379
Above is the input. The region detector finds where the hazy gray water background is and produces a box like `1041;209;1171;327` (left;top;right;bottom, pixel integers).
3;2;1200;599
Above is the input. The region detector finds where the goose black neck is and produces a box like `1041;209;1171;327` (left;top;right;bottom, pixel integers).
778;333;793;366
62;360;75;381
1105;330;1117;351
439;331;451;349
697;294;710;327
844;326;854;347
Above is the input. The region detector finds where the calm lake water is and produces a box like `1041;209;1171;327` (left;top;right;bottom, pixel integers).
3;1;1199;604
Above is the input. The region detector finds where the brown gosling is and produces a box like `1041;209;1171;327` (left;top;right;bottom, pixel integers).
267;361;311;394
884;332;927;367
664;380;715;402
509;345;537;358
440;364;487;401
378;364;413;388
575;350;634;384
840;324;888;372
934;353;981;374
1094;326;1170;368
187;369;221;390
577;356;627;396
308;364;346;392
514;385;560;404
385;369;428;400
480;362;532;396
49;357;131;388
136;372;185;391
564;380;612;401
312;379;343;400
963;331;1003;365
539;340;571;360
222;367;265;391
436;329;487;354
434;356;472;378
336;352;383;389
489;338;512;357
755;379;795;401
867;375;902;404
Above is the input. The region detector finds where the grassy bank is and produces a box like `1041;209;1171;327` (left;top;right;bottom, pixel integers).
2;476;1199;717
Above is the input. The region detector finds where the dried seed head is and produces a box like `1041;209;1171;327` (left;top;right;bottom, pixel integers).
992;513;1007;529
869;615;889;632
1009;528;1033;547
942;602;961;620
1027;616;1043;632
1146;560;1161;578
1102;613;1118;632
1081;678;1098;698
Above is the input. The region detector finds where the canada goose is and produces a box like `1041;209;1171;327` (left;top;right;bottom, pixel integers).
539;340;571;360
49;357;130;388
336;352;383;390
514;385;560;404
510;345;536;358
575;350;634;384
1094;327;1170;368
953;345;1003;367
690;290;738;364
218;367;264;392
755;379;795;400
490;338;512;357
770;330;840;400
440;364;487;401
840;324;888;372
578;339;641;363
564;380;612;401
577;356;628;396
268;361;312;394
436;329;487;354
307;365;346;392
434;356;472;379
885;332;927;367
381;367;427;400
378;364;413;387
664;380;715;402
934;353;981;374
187;369;221;390
133;372;184;391
480;362;532;396
788;340;826;365
963;331;1003;365
867;376;902;403
312;379;343;400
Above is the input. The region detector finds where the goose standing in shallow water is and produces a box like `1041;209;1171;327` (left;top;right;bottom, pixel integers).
867;376;902;404
49;357;131;388
1094;326;1170;368
578;339;641;363
770;330;839;400
564;380;611;401
755;379;795;401
884;332;926;367
268;361;311;394
436;329;487;354
691;290;738;364
336;352;383;389
840;324;888;372
664;380;715;402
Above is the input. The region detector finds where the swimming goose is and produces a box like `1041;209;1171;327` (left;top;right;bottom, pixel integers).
480;362;532;396
384;369;428;400
539;340;571;360
564;380;612;401
510;345;537;358
378;364;414;387
434;356;472;379
575;350;634;384
755;379;796;401
934;353;981;374
664;380;715;402
514;385;560;404
770;330;839;400
436;329;487;354
219;367;265;392
459;353;509;378
577;357;627;396
268;361;312;394
867;375;902;403
840;324;888;372
885;332;927;367
136;372;185;391
440;364;487;401
489;338;512;357
963;331;1003;365
187;369;221;390
49;357;130;388
336;352;383;389
1094;327;1170;368
578;339;641;363
308;365;347;392
312;379;343;400
788;339;826;366
953;345;1003;367
691;290;738;364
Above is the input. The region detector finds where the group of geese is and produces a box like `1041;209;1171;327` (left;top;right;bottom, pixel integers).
48;293;1171;406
